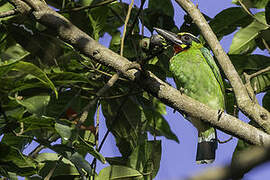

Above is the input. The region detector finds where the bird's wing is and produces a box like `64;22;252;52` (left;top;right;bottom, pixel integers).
200;47;225;94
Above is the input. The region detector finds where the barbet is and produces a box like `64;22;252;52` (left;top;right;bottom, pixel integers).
154;28;225;164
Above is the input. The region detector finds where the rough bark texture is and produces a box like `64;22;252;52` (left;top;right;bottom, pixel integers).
9;0;270;145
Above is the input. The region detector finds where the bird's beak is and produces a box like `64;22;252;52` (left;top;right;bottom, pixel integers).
154;27;183;45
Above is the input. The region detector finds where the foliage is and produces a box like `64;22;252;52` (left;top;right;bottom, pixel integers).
0;0;269;179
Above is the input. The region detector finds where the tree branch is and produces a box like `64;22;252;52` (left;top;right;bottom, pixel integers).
187;146;270;180
10;0;270;145
174;0;270;133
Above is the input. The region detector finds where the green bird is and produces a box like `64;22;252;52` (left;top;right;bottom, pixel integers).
154;28;225;164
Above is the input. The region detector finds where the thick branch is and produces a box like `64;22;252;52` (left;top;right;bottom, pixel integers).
10;0;270;145
187;146;270;180
174;0;270;132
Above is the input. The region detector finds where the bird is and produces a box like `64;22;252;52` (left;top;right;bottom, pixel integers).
153;28;225;164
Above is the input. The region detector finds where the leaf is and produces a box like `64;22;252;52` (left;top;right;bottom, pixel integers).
35;153;80;177
0;54;28;77
232;0;269;9
0;2;15;21
229;12;268;54
262;91;270;111
128;140;161;179
148;0;174;17
20;115;55;132
16;94;50;116
75;137;106;164
101;96;148;158
7;23;64;66
55;122;73;141
0;142;37;176
209;7;252;39
1;133;31;151
139;96;179;143
12;61;58;97
142;8;177;32
229;54;270;93
69;152;92;176
266;1;270;24
97;165;143;180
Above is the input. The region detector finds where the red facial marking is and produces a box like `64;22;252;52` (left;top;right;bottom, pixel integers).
173;44;183;54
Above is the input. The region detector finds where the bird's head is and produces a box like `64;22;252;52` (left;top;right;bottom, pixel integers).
153;27;202;54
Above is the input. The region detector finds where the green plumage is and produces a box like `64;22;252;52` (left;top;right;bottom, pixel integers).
170;45;224;111
154;28;225;163
169;38;225;164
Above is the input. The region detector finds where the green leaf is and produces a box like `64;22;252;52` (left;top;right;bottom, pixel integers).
0;142;37;176
128;140;161;179
20;115;55;132
12;61;58;97
139;96;179;143
266;1;270;24
78;0;94;6
0;2;15;21
262;91;270;111
16;94;50;116
75;137;106;164
0;52;29;77
209;7;252;39
1;133;31;151
35;153;80;177
232;0;269;9
101;96;148;158
69;152;92;176
229;54;270;93
142;8;177;32
229;12;268;54
148;0;174;17
55;122;73;141
97;165;143;180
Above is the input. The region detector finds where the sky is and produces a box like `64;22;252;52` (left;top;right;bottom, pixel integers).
4;0;269;179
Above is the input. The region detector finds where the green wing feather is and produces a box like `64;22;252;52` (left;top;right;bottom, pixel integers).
200;47;225;94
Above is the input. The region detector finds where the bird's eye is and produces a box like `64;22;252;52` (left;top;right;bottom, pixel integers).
181;35;190;42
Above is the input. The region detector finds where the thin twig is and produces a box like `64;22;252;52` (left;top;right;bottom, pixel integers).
59;0;116;13
79;73;120;125
120;0;134;56
244;72;258;103
0;9;17;18
218;136;233;144
28;144;45;158
44;156;63;180
95;103;100;147
79;60;128;81
127;0;146;36
250;66;270;79
100;91;143;99
244;66;270;101
238;0;270;27
262;38;270;54
92;102;100;180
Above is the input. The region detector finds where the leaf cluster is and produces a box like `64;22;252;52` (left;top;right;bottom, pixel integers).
0;0;270;179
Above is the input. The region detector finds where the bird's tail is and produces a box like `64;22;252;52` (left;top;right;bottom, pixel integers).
196;129;217;164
